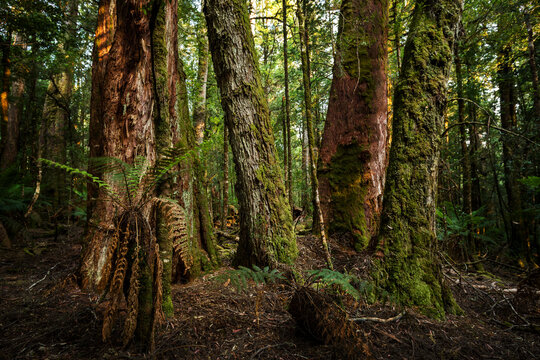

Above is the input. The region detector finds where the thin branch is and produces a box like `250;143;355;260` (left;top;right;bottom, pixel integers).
441;121;539;147
351;311;405;323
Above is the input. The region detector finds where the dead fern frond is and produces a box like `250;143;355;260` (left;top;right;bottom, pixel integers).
154;198;191;274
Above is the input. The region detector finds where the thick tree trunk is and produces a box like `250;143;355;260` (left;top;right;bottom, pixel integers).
82;0;156;292
318;0;389;250
79;0;217;348
373;0;462;318
204;0;298;267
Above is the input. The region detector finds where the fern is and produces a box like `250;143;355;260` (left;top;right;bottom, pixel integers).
217;265;286;292
306;269;364;301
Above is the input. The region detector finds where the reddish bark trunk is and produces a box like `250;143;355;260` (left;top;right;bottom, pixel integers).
318;0;388;250
82;0;156;292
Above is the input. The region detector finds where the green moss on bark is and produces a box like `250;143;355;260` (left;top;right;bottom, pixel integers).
319;143;370;250
373;0;463;318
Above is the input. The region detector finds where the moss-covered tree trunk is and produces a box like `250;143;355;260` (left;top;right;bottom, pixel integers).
318;0;389;251
373;0;462;318
204;0;298;267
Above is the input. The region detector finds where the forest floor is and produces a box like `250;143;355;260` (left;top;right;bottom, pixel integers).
0;225;539;359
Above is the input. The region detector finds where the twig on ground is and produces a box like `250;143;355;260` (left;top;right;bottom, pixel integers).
250;342;295;359
28;263;59;290
351;311;405;323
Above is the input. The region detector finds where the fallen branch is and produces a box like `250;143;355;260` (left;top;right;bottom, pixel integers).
351;311;405;323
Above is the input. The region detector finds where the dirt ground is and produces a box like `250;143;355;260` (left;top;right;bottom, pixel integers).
0;227;539;359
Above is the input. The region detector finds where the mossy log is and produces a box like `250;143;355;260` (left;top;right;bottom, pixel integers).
288;287;371;359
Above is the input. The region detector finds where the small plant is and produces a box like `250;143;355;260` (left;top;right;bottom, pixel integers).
217;265;285;292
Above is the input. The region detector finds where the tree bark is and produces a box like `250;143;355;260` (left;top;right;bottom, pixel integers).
497;44;526;257
283;0;293;207
318;0;389;250
193;13;209;146
221;124;229;231
0;31;11;157
455;44;474;256
524;12;540;118
0;33;25;170
80;0;218;347
204;0;298;267
42;0;78;209
297;0;332;268
374;0;462;318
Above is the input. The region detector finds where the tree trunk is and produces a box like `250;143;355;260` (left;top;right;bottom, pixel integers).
0;33;25;170
0;31;11;157
297;0;332;268
497;44;527;257
204;0;298;267
42;0;78;210
80;0;218;348
297;0;320;234
318;0;389;250
455;45;474;256
193;14;209;146
373;0;462;318
221;124;229;231
283;0;293;207
524;12;540;117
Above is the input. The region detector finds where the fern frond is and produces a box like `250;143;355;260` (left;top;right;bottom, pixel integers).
306;269;363;301
216;265;285;292
154;198;191;274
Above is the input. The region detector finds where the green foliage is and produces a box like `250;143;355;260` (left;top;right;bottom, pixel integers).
519;176;540;193
306;269;372;301
437;202;503;247
40;149;192;210
216;265;285;292
0;168;35;238
216;265;377;303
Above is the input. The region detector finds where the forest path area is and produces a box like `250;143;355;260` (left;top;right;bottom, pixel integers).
0;228;539;359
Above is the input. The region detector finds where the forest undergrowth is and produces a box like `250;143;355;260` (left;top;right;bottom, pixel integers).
0;225;539;360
